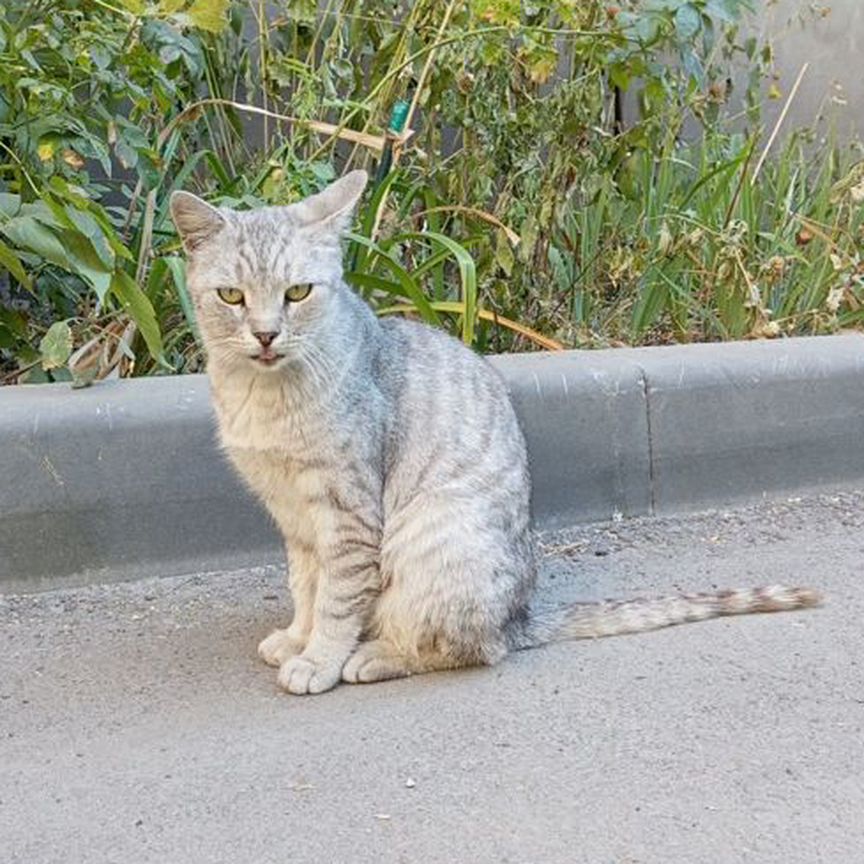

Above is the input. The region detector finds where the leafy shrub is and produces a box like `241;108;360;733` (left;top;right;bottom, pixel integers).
0;0;860;384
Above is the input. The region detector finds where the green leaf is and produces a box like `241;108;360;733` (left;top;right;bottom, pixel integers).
64;206;115;270
494;228;515;277
203;150;233;189
634;13;661;44
115;138;138;170
62;230;113;302
675;4;702;42
0;216;69;269
40;321;73;370
345;232;440;326
20;366;51;384
609;63;631;92
135;151;162;191
0;307;28;350
0;239;32;291
0;193;22;219
186;0;230;33
392;231;478;345
110;271;164;361
346;272;410;301
518;214;539;264
24;199;65;230
547;244;571;293
164;256;199;340
705;0;748;22
349;169;400;272
48;178;134;262
680;47;705;84
632;267;669;333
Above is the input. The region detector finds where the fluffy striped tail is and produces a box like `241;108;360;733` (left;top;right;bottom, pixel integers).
509;585;822;651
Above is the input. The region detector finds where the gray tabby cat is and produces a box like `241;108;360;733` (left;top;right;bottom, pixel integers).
170;170;820;696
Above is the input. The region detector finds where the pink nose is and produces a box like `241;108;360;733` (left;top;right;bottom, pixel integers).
253;331;278;347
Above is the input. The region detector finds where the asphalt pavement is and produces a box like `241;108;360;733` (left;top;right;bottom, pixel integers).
2;491;863;864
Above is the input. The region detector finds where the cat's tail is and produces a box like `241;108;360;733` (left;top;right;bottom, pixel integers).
507;585;822;651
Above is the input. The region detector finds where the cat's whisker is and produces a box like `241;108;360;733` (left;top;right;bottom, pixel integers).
299;345;336;390
290;341;336;395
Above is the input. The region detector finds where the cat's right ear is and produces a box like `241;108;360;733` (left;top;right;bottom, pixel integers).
294;170;368;234
170;191;226;253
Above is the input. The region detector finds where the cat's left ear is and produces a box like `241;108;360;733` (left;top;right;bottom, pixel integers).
295;169;367;234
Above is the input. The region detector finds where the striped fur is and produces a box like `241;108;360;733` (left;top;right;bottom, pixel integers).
171;173;822;696
507;585;822;649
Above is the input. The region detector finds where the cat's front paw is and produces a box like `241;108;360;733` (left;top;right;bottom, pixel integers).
277;655;342;695
258;628;305;667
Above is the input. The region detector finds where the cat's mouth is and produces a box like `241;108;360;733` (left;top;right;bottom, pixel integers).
252;348;284;367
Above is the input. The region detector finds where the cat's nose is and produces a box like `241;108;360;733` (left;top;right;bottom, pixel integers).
253;331;278;347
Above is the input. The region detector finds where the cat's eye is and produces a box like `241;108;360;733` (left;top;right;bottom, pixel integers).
217;287;245;306
284;283;312;303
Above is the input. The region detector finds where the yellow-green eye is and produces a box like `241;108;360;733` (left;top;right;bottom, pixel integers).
285;283;312;303
217;287;244;305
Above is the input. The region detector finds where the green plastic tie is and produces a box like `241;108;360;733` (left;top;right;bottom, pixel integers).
388;100;410;135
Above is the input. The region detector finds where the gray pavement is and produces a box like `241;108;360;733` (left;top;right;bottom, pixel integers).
2;491;863;864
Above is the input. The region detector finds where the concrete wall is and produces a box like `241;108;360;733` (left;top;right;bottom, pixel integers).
3;335;864;592
752;0;862;139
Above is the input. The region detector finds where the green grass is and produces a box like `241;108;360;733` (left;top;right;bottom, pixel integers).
539;132;864;348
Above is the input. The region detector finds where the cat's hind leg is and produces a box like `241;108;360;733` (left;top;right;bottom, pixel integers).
341;639;414;684
342;633;507;685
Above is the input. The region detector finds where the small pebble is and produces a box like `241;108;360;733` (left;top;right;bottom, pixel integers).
405;777;416;788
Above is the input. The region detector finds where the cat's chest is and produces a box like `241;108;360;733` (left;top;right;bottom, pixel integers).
211;371;341;454
226;445;324;505
212;378;333;482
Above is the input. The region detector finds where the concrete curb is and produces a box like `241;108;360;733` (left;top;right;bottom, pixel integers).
2;334;863;591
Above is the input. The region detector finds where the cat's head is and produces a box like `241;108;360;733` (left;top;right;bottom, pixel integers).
170;170;366;372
